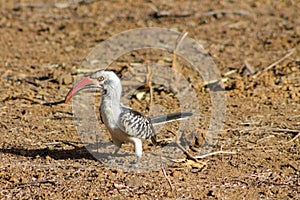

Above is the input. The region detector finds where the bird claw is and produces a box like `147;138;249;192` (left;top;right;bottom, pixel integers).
130;162;139;168
130;157;140;168
130;162;141;169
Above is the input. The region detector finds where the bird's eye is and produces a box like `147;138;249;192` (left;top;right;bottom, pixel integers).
98;76;104;82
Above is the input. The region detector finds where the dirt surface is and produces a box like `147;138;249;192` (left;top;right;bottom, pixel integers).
0;0;299;199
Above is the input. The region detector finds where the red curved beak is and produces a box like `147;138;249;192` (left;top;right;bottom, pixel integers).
65;77;94;103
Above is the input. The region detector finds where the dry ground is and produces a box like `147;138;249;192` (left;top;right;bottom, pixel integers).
0;0;299;199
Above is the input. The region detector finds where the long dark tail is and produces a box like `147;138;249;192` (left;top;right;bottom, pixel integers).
150;112;192;125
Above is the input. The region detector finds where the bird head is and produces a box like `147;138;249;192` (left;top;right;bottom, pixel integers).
65;70;121;103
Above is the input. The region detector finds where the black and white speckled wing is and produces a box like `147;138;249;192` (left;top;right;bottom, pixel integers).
118;106;155;139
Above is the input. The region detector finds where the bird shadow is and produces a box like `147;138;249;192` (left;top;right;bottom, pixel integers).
0;141;121;161
0;140;176;167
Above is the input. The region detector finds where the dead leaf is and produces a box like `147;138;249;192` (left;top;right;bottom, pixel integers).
136;91;146;101
185;160;207;169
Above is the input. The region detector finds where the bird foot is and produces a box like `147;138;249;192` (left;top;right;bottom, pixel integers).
130;161;140;168
130;157;141;168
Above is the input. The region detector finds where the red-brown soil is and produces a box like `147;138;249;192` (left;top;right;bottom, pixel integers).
0;0;299;199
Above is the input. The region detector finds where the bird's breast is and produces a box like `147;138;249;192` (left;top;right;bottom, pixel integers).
100;106;131;143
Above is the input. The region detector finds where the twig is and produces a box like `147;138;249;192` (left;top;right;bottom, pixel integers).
223;69;238;77
231;179;249;186
55;0;96;8
172;53;177;71
256;135;275;144
202;9;251;16
16;3;45;8
254;48;296;78
264;48;296;72
1;95;65;106
43;100;65;106
271;128;299;134
146;65;153;106
30;141;62;146
171;32;188;93
175;140;197;162
75;68;97;74
161;166;173;191
193;151;237;159
169;151;234;163
1;95;43;104
12;180;56;189
289;115;300;119
243;60;256;74
173;32;188;71
169;158;186;163
286;132;300;144
148;4;192;18
175;32;188;53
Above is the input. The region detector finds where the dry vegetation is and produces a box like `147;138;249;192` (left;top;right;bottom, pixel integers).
0;0;299;199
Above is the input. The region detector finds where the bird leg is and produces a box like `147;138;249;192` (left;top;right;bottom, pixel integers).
150;135;158;146
129;137;143;166
112;146;121;155
111;137;123;156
